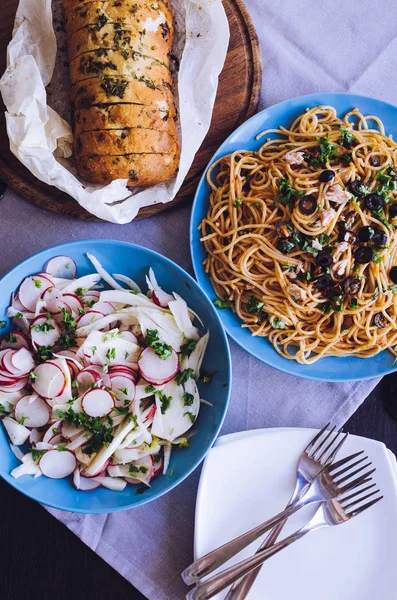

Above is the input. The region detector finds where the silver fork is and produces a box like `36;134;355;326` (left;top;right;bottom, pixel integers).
187;482;382;600
226;424;348;599
182;447;373;585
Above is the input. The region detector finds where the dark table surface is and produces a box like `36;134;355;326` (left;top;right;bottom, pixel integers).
1;376;397;600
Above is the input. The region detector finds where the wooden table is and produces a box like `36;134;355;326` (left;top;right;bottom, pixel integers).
1;376;396;600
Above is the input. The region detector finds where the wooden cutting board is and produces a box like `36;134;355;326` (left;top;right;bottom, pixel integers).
0;0;262;221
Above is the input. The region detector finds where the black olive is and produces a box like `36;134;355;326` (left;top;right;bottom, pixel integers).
348;180;368;197
343;210;357;229
389;204;397;219
325;284;343;301
319;170;335;183
315;251;333;268
390;266;397;284
358;226;374;242
313;274;333;290
298;195;317;215
338;230;357;244
370;155;381;167
276;222;292;238
365;194;384;212
343;276;361;295
372;228;387;247
354;246;373;264
373;313;388;328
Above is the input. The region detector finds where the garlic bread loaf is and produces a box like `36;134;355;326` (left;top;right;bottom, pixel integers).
63;0;179;187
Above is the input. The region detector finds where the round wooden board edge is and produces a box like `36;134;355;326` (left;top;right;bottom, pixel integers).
0;0;262;222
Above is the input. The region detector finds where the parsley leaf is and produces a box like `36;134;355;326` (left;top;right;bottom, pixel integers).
340;127;355;146
176;368;195;386
159;392;172;414
180;339;197;358
247;295;265;314
144;329;172;360
183;411;196;424
277;178;303;208
183;392;194;406
213;299;231;309
0;320;6;329
304;134;339;168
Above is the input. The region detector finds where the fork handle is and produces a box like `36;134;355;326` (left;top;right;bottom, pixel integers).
186;527;310;600
181;502;304;585
225;516;289;600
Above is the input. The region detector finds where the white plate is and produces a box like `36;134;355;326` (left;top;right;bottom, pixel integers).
194;428;397;600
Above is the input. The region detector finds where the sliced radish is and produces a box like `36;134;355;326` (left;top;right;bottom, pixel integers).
83;365;111;388
118;330;138;344
124;456;153;485
39;449;76;478
108;365;138;380
31;362;66;399
62;294;83;314
0;378;28;393
152;289;174;308
74;472;100;490
45;256;76;279
76;310;104;329
1;350;19;375
91;302;116;316
152;455;163;479
110;375;135;407
82;290;100;304
76;367;101;393
81;458;110;478
31;316;60;348
92;476;127;491
142;402;156;423
0;331;29;350
10;348;35;375
82;388;114;417
61;420;83;440
49;433;64;445
18;275;53;311
138;347;178;385
15;395;50;427
43;421;61;443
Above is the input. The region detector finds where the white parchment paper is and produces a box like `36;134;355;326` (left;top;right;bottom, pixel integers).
0;0;229;223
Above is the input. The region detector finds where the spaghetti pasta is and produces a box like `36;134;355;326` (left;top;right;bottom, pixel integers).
199;105;397;364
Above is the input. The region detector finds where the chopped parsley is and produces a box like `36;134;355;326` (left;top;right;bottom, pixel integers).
33;279;42;289
389;285;397;295
270;316;285;329
340;127;355;146
180;338;197;358
247;295;265;314
129;464;148;475
0;403;6;414
183;411;196;424
56;408;113;455
34;345;54;362
56;445;68;452
159;392;172;414
233;198;243;208
373;208;393;231
14;312;23;319
183;392;194;406
31;448;47;462
213;299;231;309
106;347;116;361
349;298;359;309
0;320;6;329
18;416;28;425
201;372;213;384
277;178;303;208
145;384;156;394
144;329;172;360
304;134;339;168
176;368;195;386
376;167;397;199
113;406;129;415
34;321;55;333
28;371;38;381
5;333;17;343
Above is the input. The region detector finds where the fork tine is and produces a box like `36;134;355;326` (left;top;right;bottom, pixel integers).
324;431;349;465
315;428;342;462
339;482;376;504
339;469;376;493
336;462;372;485
327;450;365;472
309;425;336;459
349;495;383;516
330;456;367;477
303;422;331;453
342;489;380;511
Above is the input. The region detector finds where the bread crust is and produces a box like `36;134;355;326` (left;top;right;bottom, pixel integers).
73;104;175;133
64;1;173;43
75;152;179;186
67;23;170;63
69;48;171;85
75;128;178;155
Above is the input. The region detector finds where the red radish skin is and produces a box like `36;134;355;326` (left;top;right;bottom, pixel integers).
48;434;64;445
31;362;66;399
91;302;116;315
152;289;174;308
138;347;179;385
81;459;110;479
76;476;100;490
15;395;50;428
43;421;61;443
82;388;114;417
10;348;34;375
0;331;29;350
18;275;53;311
62;294;84;313
39;449;76;478
0;378;28;393
152;456;163;479
45;256;77;279
143;403;156;423
76;310;104;328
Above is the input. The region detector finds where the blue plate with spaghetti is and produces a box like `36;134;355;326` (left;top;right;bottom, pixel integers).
190;92;397;381
0;240;231;513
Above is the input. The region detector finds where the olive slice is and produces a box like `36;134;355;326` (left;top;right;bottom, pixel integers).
343;276;361;295
298;195;317;215
365;194;384;212
358;226;374;242
372;228;387;247
390;266;397;284
319;170;335;183
354;246;373;264
313;274;333;290
389;204;397;219
325;284;343;301
348;180;368;197
370;155;381;167
373;313;388;328
315;251;333;267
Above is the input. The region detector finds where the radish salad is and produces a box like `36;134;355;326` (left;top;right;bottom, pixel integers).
0;254;209;492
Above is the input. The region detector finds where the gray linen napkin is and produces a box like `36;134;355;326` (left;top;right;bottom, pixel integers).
1;0;394;596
